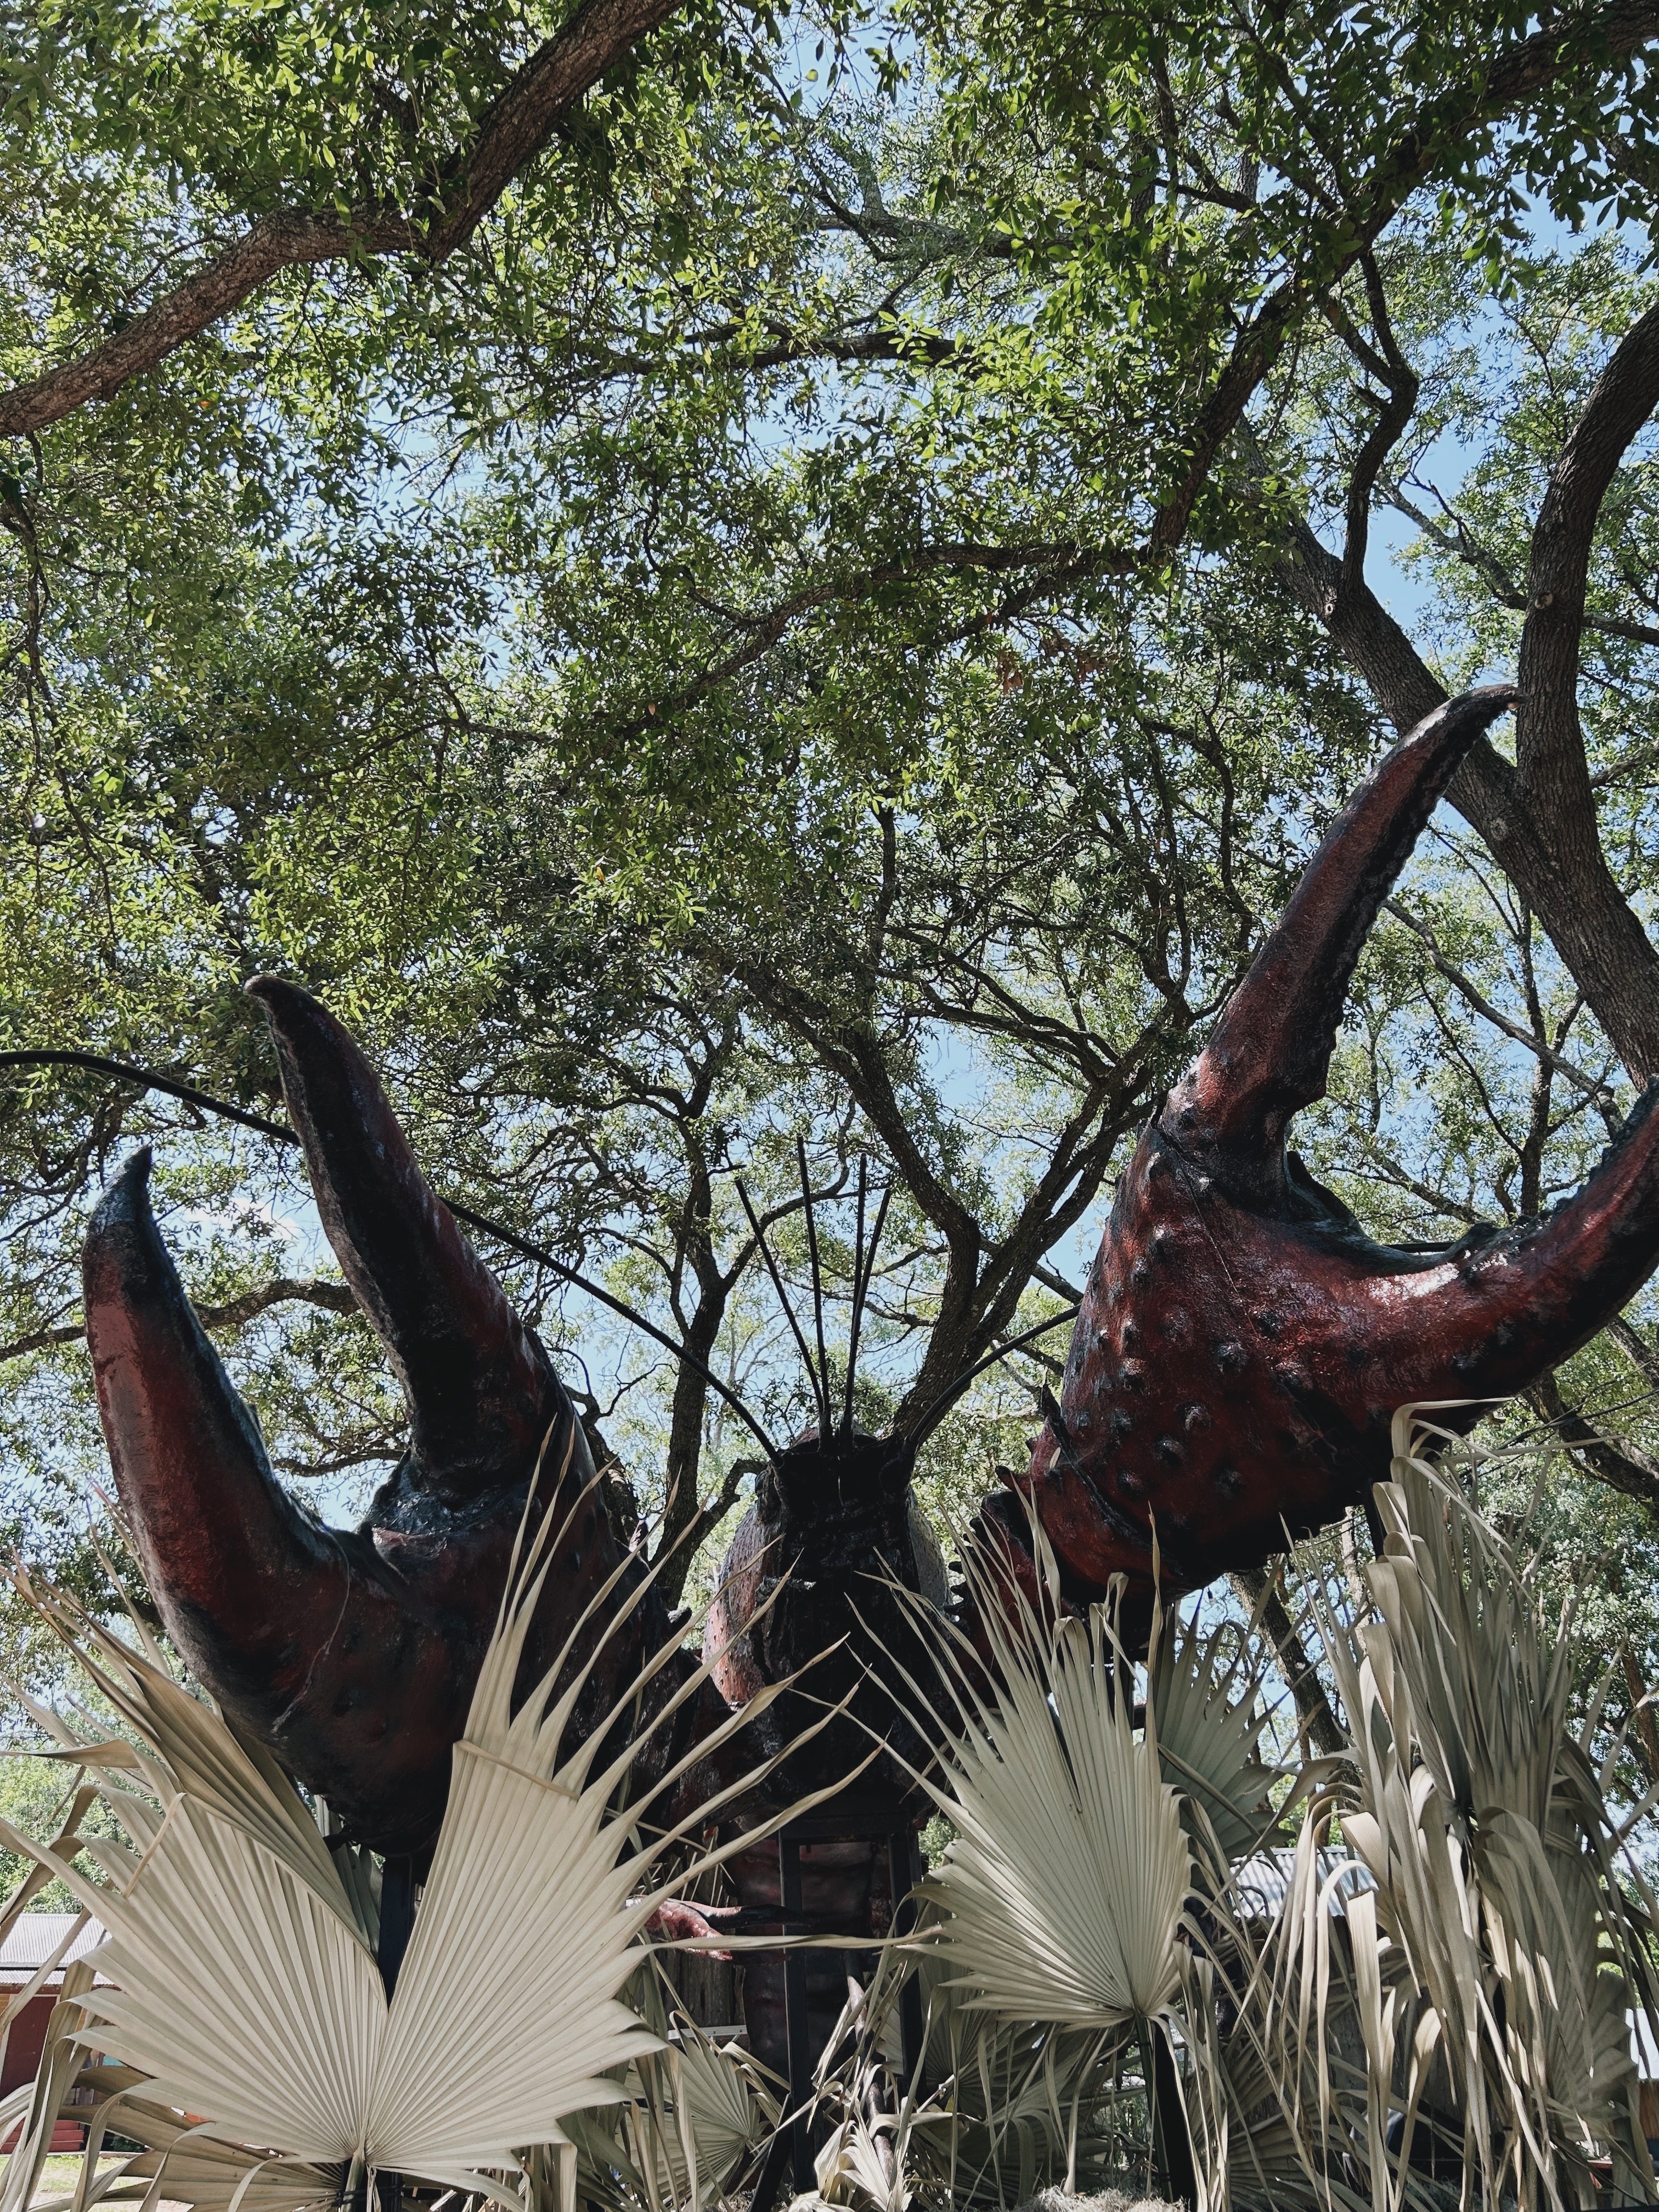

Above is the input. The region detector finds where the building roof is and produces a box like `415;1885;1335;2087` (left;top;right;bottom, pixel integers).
1228;1849;1375;1919
0;1912;108;1984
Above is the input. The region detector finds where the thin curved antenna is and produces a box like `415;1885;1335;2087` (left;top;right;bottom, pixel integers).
842;1155;868;1436
844;1168;891;1437
736;1176;828;1431
1;1048;780;1463
901;1302;1082;1449
0;1049;294;1142
797;1137;833;1424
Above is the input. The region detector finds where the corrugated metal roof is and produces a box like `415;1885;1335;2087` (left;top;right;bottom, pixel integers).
1228;1850;1375;1918
0;1912;107;1980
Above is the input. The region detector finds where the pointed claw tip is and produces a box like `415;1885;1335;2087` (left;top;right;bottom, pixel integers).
244;973;314;1026
91;1145;154;1230
245;975;349;1069
85;1149;159;1286
1440;681;1519;727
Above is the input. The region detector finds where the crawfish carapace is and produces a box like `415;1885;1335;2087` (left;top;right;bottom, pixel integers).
704;1421;949;2076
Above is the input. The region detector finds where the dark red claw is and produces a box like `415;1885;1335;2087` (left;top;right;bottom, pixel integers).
1173;685;1519;1204
82;994;708;1856
246;975;561;1500
998;685;1659;1633
82;1149;475;1850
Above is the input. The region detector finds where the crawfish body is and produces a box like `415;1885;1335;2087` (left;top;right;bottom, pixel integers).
76;687;1659;2080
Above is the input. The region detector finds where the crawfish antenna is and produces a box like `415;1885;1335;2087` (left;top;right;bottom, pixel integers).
902;1302;1080;1449
797;1137;834;1427
844;1164;891;1437
842;1155;868;1436
737;1177;828;1431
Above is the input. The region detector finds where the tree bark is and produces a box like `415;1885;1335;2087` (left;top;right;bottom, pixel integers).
1282;463;1659;1080
1511;298;1659;1075
1525;1373;1659;1512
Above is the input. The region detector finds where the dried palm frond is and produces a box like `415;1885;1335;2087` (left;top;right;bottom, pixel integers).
0;1455;836;2211
849;1940;1141;2210
1302;1412;1659;2212
859;1510;1251;2211
882;1517;1193;2036
564;1966;778;2212
802;2027;927;2212
653;2021;778;2197
1176;1818;1402;2212
1147;1592;1285;1870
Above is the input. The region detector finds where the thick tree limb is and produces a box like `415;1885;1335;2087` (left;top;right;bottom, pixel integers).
1507;298;1659;1069
0;0;686;438
1339;256;1420;592
1526;1372;1659;1511
1279;516;1659;1078
657;1455;762;1599
1620;1647;1659;1787
1152;3;1659;556
0;1274;356;1364
1610;1311;1659;1392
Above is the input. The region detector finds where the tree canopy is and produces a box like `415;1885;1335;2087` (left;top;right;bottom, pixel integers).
4;0;1659;1751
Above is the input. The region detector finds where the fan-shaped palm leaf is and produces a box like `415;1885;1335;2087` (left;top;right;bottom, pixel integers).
1301;1412;1659;2212
1148;1593;1284;1867
0;1455;833;2208
885;1519;1192;2032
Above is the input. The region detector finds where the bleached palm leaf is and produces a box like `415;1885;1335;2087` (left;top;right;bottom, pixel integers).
565;1968;778;2212
889;1961;1125;2208
1301;1410;1659;2212
0;1454;836;2207
0;1961;105;2212
664;2025;778;2193
11;1570;356;1930
1147;1593;1283;1867
883;1515;1192;2033
71;2065;337;2212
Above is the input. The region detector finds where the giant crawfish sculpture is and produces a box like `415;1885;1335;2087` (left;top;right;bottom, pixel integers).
79;687;1659;2090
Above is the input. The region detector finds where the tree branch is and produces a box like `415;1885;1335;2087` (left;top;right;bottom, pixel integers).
602;539;1120;746
1527;1370;1659;1512
1153;2;1659;556
1388;479;1659;648
653;1455;761;1596
1518;294;1659;791
1381;896;1617;1110
1609;1311;1659;1392
1231;1562;1346;1756
0;0;686;438
1277;506;1659;1078
0;1274;356;1365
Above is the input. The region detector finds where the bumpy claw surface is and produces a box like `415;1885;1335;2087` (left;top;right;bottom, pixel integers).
986;685;1659;1627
